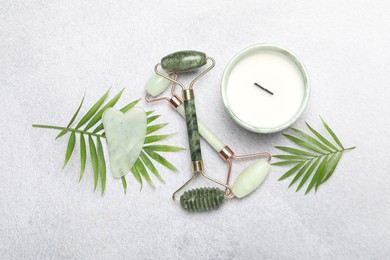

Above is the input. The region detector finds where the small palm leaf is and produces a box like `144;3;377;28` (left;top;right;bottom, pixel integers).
75;89;110;129
88;135;99;191
147;123;169;135
143;149;179;172
139;151;165;183
273;117;355;194
147;115;161;124
56;94;85;139
79;134;87;181
62;131;76;169
135;159;155;189
321;152;343;184
288;161;311;188
305;122;338;151
296;157;321;192
146;110;154;116
97;137;106;195
278;162;305;181
320;116;344;149
121;176;127;194
144;134;173;144
274;146;316;157
130;164;143;189
84;89;124;131
143;145;185;152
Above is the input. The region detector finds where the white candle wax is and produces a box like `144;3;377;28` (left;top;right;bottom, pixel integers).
222;44;310;133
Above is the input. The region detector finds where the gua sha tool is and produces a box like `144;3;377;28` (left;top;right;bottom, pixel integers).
154;51;233;211
102;107;147;178
149;51;272;211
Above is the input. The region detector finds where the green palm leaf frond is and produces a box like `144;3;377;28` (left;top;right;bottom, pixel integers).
273;117;355;195
32;89;184;195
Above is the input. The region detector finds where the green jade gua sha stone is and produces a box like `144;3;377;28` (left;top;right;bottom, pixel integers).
102;107;147;178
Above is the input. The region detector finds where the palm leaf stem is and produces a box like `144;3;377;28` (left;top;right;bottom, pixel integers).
32;124;105;138
274;146;355;164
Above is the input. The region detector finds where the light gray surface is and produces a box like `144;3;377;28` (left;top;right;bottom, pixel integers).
1;1;389;259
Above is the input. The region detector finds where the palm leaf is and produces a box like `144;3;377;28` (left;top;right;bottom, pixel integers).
274;117;355;194
62;131;76;169
278;162;304;181
288;161;311;188
144;149;178;172
315;153;337;190
305;156;329;194
296;157;321;192
130;164;143;189
56;94;85;139
305;122;338;151
97;137;106;195
121;176;127;194
273;155;310;161
144;134;173;144
135;159;155;189
291;128;333;153
88;135;99;191
283;134;324;154
147;115;161;124
84;89;124;131
32;89;183;194
272;160;302;166
139;151;165;183
75;89;110;129
146;123;169;135
146;111;154;116
320;116;344;149
79;134;87;181
321;152;343;184
143;145;185;152
120;99;141;113
275;146;316;157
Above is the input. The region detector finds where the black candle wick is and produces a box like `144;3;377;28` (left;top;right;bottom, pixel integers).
254;83;274;95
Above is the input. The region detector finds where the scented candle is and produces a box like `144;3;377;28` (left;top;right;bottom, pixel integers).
221;44;310;133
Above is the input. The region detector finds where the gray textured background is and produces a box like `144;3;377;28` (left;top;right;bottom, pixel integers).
1;1;389;259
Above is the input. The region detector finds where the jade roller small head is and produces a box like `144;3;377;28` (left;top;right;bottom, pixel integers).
154;50;215;90
161;51;207;72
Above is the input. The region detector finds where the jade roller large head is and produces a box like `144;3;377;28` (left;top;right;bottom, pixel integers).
154;51;232;211
148;52;272;211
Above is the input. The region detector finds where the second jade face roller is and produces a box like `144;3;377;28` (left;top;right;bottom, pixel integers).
154;51;231;211
149;51;272;212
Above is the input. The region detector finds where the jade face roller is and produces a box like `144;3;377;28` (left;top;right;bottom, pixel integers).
154;51;233;211
148;51;271;210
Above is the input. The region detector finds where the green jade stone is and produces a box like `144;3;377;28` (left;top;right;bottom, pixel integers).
161;51;207;72
184;98;202;162
145;74;171;97
180;187;225;212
